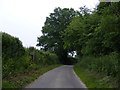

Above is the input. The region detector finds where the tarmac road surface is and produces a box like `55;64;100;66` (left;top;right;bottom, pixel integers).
25;65;87;88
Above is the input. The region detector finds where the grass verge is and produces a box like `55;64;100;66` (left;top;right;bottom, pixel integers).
74;64;118;88
3;64;62;88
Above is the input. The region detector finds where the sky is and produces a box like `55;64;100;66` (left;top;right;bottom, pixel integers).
0;0;100;48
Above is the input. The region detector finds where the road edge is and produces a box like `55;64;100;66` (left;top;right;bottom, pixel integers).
25;65;63;88
72;66;88;88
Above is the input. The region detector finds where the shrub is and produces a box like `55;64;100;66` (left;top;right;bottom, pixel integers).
2;33;60;78
77;52;119;78
67;56;77;65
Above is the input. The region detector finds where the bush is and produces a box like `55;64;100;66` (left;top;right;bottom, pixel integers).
2;32;25;60
67;56;77;65
77;52;119;78
27;47;60;65
2;33;60;78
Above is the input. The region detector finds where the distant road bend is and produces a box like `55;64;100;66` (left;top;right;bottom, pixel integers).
26;65;87;88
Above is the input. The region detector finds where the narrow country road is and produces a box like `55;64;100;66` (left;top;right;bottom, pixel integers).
25;65;87;88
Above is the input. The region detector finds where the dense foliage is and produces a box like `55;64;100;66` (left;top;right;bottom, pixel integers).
37;7;76;64
63;2;120;56
37;2;120;80
2;2;120;88
2;33;25;60
62;2;120;82
77;52;119;77
2;32;59;78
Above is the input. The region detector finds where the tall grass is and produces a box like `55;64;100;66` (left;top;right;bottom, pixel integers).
74;52;119;88
77;52;119;78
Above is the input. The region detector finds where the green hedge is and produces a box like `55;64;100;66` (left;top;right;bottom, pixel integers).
77;52;119;78
2;32;60;78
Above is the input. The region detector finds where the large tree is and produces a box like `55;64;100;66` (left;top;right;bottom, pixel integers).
62;2;120;56
62;7;100;56
37;7;76;64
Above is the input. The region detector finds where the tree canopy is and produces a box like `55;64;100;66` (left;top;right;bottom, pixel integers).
62;2;120;56
37;2;120;63
37;7;76;64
